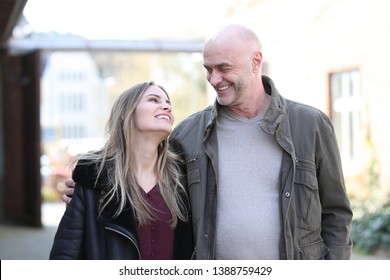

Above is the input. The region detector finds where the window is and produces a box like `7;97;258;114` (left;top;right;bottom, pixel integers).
60;92;85;113
330;70;362;174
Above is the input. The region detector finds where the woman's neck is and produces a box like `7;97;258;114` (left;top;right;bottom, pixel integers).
133;139;159;193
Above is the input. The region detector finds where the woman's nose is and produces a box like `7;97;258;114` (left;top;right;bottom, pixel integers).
161;103;171;111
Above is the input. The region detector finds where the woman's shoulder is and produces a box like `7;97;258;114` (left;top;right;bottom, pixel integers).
72;159;110;188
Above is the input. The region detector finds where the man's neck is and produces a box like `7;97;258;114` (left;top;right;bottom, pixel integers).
228;88;271;119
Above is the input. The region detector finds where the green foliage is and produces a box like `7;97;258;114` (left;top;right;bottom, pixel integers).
350;147;390;256
352;202;390;255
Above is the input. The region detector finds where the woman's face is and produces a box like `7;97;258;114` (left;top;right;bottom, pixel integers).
134;85;174;138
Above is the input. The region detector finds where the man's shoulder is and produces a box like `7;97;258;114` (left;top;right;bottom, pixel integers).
286;98;327;116
173;105;213;133
285;98;333;128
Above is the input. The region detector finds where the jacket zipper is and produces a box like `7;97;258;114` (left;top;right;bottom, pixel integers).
105;226;141;259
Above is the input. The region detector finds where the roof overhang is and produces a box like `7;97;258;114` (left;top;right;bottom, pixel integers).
7;37;204;54
0;0;27;45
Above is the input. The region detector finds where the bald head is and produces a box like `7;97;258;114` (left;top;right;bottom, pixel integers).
202;24;264;81
203;24;262;53
202;24;266;116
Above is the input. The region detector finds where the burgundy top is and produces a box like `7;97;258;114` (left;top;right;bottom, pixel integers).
137;185;174;260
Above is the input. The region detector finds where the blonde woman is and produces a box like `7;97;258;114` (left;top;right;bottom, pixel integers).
50;82;193;259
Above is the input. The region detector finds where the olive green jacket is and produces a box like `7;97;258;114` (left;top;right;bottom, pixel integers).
170;75;353;260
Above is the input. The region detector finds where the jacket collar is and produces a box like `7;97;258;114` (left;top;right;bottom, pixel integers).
260;75;287;134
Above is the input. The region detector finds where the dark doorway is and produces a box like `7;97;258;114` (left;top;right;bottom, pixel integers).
1;50;42;227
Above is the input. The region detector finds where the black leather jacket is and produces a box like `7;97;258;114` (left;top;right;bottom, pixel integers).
49;161;194;260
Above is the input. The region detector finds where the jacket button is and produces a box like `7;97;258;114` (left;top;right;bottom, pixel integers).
285;192;291;197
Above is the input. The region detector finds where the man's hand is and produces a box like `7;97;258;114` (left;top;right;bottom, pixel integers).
62;178;75;205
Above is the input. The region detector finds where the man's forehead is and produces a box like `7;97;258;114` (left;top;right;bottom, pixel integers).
203;60;231;68
203;48;235;67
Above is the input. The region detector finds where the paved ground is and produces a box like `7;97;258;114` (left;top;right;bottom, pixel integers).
0;202;65;260
0;202;389;260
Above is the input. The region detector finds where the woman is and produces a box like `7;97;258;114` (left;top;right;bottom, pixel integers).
50;82;193;259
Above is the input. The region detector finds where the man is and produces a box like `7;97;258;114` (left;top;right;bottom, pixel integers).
63;24;353;259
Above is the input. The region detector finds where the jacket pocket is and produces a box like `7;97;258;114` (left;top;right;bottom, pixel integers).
186;157;200;188
294;157;321;231
299;240;329;260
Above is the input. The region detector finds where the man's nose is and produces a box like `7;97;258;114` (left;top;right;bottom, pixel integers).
208;72;223;86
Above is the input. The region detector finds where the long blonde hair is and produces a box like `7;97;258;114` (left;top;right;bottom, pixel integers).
75;82;188;227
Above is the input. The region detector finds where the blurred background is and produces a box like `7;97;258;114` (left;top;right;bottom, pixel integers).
0;0;389;259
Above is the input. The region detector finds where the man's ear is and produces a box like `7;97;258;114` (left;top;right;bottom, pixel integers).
252;51;263;72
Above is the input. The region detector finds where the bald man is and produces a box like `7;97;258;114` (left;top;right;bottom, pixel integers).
171;24;352;260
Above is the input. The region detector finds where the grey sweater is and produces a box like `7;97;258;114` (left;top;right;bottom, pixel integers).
215;106;282;259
